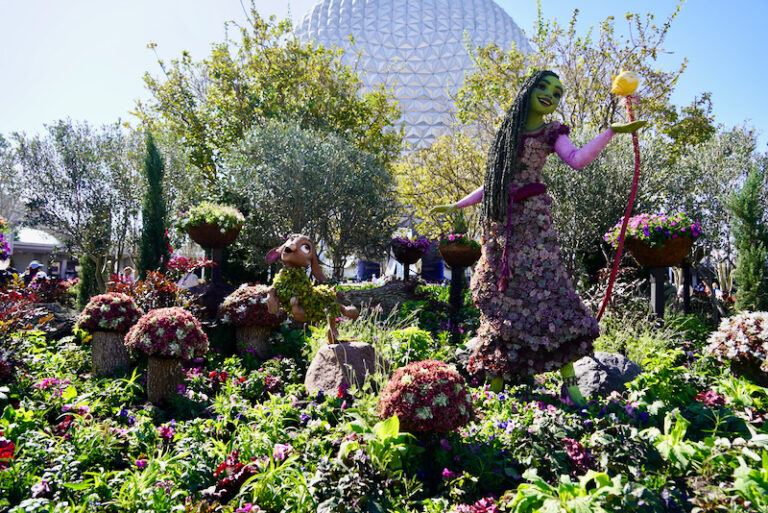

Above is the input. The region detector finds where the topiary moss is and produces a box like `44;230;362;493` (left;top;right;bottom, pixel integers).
272;267;340;324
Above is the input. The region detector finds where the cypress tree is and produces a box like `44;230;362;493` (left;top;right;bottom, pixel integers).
138;133;170;279
728;166;768;311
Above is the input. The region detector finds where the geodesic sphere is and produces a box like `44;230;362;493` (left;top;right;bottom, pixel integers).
295;0;530;148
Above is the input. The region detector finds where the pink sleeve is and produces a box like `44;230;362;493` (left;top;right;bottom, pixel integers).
553;128;615;170
455;186;483;209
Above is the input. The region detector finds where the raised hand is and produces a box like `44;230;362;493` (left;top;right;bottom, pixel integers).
610;120;647;133
428;204;458;216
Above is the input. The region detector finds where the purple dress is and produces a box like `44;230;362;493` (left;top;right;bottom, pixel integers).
464;122;610;380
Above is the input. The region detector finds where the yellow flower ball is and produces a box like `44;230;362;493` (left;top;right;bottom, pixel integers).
611;70;640;96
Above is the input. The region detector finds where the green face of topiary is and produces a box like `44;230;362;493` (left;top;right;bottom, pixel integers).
272;268;340;323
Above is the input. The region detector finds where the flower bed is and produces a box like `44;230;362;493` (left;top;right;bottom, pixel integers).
75;292;143;333
124;307;208;359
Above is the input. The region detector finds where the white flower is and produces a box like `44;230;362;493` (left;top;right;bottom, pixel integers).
400;374;414;385
432;393;449;407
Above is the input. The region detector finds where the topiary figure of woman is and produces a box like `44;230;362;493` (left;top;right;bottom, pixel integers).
431;70;645;405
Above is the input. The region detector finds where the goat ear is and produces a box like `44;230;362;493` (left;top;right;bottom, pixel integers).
310;250;327;282
265;247;282;265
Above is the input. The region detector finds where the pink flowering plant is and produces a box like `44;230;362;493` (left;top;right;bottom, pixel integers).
438;233;480;251
604;213;702;249
75;292;143;333
217;284;287;328
175;202;244;232
124;307;209;359
378;360;473;433
390;236;431;253
706;311;768;371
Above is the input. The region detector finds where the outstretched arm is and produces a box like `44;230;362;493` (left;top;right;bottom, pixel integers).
553;129;614;170
428;185;483;215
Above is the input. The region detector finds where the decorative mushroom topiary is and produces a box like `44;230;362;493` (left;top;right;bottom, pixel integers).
125;307;209;404
218;284;287;358
706;311;768;386
378;360;473;433
76;292;142;376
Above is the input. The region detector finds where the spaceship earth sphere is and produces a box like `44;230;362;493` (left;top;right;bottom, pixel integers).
295;0;531;149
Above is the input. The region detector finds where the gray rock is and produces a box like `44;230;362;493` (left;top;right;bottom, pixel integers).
34;302;78;340
304;341;384;396
456;336;480;370
574;351;643;398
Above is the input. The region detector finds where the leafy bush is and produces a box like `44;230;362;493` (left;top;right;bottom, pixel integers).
384;326;435;368
108;271;198;313
76;292;143;333
378;360;472;433
125;307;208;359
218;285;287;328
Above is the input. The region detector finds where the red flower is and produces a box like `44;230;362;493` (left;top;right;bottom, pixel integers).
0;435;15;469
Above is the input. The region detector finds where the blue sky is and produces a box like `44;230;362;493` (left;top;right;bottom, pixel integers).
1;0;765;149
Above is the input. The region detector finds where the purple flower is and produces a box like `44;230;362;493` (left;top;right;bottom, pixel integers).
442;468;459;480
31;479;51;498
136;459;148;469
158;423;175;439
440;438;452;451
273;443;293;461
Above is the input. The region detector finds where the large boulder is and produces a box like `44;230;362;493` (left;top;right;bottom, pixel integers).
305;341;383;396
574;351;643;398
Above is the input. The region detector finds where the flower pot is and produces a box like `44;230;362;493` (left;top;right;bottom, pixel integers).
392;246;425;265
439;243;481;267
625;236;693;268
91;330;130;376
187;223;241;249
236;325;273;359
147;356;184;404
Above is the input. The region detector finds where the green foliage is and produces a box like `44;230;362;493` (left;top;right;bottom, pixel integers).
728;165;768;311
384;326;437;368
455;3;686;135
76;256;101;309
221;121;399;277
732;452;768;511
504;468;664;513
136;6;402;189
138;133;170;279
15;120;144;292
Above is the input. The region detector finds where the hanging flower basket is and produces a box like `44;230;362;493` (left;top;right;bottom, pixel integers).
176;202;245;249
438;234;481;267
605;213;701;268
391;237;429;265
187;223;241;249
624;236;693;268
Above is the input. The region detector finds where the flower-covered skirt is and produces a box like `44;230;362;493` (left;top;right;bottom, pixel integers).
467;194;598;379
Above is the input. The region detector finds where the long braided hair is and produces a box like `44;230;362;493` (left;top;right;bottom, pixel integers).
481;70;560;223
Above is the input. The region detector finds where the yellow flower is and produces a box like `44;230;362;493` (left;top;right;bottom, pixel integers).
611;69;640;96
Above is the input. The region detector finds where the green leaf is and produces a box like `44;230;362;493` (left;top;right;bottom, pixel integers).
62;386;78;401
374;415;399;441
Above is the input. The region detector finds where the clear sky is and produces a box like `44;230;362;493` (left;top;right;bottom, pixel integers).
1;0;765;149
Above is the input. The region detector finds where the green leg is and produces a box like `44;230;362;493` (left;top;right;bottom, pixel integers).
560;362;586;406
490;376;504;392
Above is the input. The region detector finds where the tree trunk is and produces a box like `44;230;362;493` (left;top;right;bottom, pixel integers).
147;356;183;405
236;325;273;359
91;330;130;376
